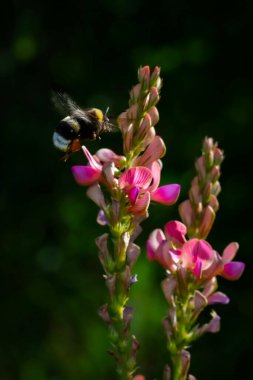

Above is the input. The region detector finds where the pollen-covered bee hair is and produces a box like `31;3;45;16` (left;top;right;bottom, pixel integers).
52;92;113;160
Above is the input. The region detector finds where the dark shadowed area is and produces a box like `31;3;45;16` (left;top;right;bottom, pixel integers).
1;1;252;379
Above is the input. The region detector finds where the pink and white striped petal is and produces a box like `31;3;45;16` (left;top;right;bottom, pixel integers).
151;184;180;205
119;167;152;190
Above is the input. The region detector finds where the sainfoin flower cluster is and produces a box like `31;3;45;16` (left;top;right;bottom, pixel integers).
71;66;180;379
145;138;245;380
147;220;244;284
67;67;245;380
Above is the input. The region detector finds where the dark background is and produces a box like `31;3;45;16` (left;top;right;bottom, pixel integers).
1;1;252;379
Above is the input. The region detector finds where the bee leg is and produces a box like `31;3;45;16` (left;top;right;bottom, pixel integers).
60;152;70;162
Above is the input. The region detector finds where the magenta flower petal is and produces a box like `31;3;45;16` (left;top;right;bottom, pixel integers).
207;292;230;305
222;242;239;264
72;166;101;186
127;186;140;204
193;260;202;278
150;184;181;205
128;192;150;215
164;220;187;245
119;167;152;189
221;261;245;280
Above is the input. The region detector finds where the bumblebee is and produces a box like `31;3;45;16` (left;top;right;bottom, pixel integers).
52;92;112;160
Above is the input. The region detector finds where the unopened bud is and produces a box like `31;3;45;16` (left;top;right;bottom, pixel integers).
148;86;160;107
179;200;194;228
138;66;150;87
212;181;221;196
209;165;220;182
130;83;142;102
148;106;159;125
213;147;224;165
198;205;215;239
203;137;214;152
161;276;177;305
181;350;191;378
137;113;152;140
195;156;206;181
127;104;139;120
127;243;141;267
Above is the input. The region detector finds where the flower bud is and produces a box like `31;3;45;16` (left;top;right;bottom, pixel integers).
161;276;177;305
127;104;139;120
137;113;152;140
179;200;194;228
130;83;142;102
195;156;206;181
127;243;141;267
138;65;150;86
198;205;215;240
213;147;224;165
148;106;159;125
148;87;160;107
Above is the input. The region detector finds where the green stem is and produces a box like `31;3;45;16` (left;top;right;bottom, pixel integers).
107;228;135;380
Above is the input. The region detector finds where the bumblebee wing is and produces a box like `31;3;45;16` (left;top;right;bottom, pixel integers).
52;92;80;115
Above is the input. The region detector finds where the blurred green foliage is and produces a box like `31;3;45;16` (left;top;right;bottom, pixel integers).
1;1;252;379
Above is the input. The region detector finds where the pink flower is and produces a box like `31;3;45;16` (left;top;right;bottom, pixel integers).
72;146;125;186
119;165;180;215
147;220;245;282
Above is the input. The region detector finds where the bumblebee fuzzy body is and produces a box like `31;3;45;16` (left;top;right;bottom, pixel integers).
52;93;111;158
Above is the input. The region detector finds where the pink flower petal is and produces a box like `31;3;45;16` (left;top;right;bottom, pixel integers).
86;185;106;209
127;186;140;204
128;192;150;215
150;184;180;205
148;160;162;192
146;229;166;260
164;220;187;245
136;136;166;166
221;261;245;280
178;200;194;228
119;167;152;189
222;242;239;264
95;148;126;166
181;239;213;271
82;146;102;171
207;292;230;305
72;166;101;186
